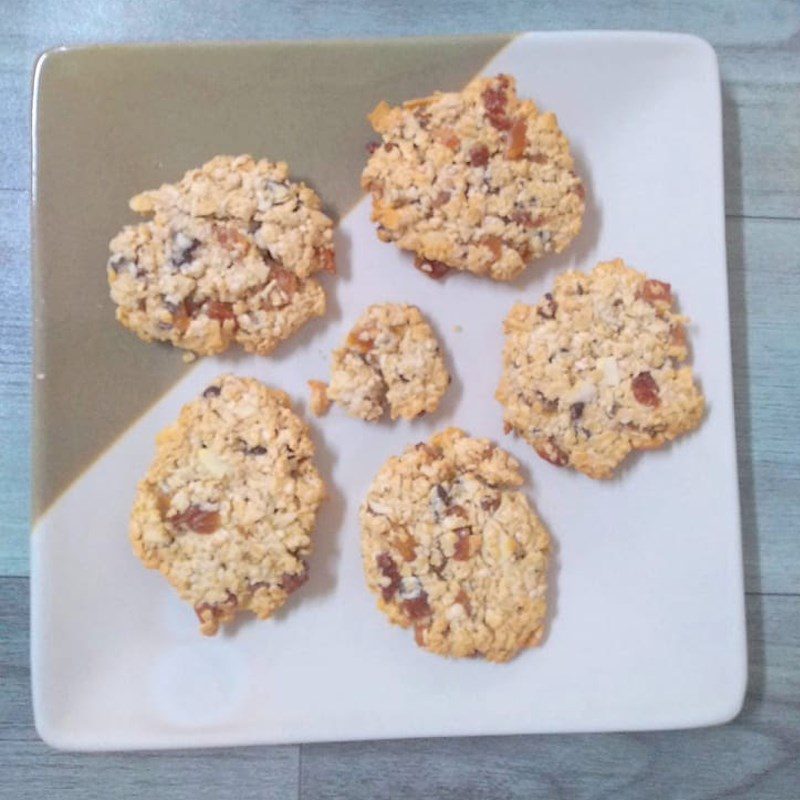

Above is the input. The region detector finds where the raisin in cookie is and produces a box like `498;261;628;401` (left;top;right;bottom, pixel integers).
108;155;335;357
313;303;450;421
361;74;584;281
130;375;325;635
497;259;705;479
360;428;550;662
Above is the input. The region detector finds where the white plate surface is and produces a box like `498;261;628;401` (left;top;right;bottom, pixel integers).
31;31;745;750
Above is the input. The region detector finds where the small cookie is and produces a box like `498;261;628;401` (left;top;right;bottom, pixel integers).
317;303;450;421
496;259;705;478
130;375;325;635
108;155;335;356
361;74;584;281
360;428;550;662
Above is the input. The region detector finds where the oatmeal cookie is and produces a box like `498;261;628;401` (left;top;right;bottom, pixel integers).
360;428;550;662
316;303;450;421
130;375;326;635
361;74;584;281
108;155;335;356
497;259;705;478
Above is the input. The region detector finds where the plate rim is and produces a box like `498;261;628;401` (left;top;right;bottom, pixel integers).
30;28;746;750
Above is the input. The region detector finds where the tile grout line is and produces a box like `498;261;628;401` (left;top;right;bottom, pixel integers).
29;568;800;608
725;213;800;222
0;574;799;600
297;742;303;800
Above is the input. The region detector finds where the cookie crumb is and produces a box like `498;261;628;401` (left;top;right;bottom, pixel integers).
326;303;450;421
308;380;331;416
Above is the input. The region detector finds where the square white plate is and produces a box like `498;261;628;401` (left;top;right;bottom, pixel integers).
31;31;745;750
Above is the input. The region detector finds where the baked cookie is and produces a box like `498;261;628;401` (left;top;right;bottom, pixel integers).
130;375;325;635
361;74;584;281
313;303;450;421
497;259;705;479
108;155;335;357
360;428;550;662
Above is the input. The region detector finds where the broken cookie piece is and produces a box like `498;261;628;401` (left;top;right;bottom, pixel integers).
316;303;450;421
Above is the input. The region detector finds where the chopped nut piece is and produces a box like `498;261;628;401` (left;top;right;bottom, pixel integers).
414;624;427;646
535;438;569;467
453;527;472;561
505;118;527;159
454;589;472;616
272;266;299;297
432;127;460;150
156;491;172;517
480;235;503;261
413;256;450;279
640;279;672;309
393;531;418;562
346;325;377;353
671;324;687;347
318;248;336;274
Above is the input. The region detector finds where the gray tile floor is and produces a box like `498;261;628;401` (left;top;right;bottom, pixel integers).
2;2;798;797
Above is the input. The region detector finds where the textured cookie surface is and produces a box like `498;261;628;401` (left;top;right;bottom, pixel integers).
130;375;325;635
361;74;584;281
497;259;705;478
360;428;550;662
322;303;450;421
108;155;335;356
